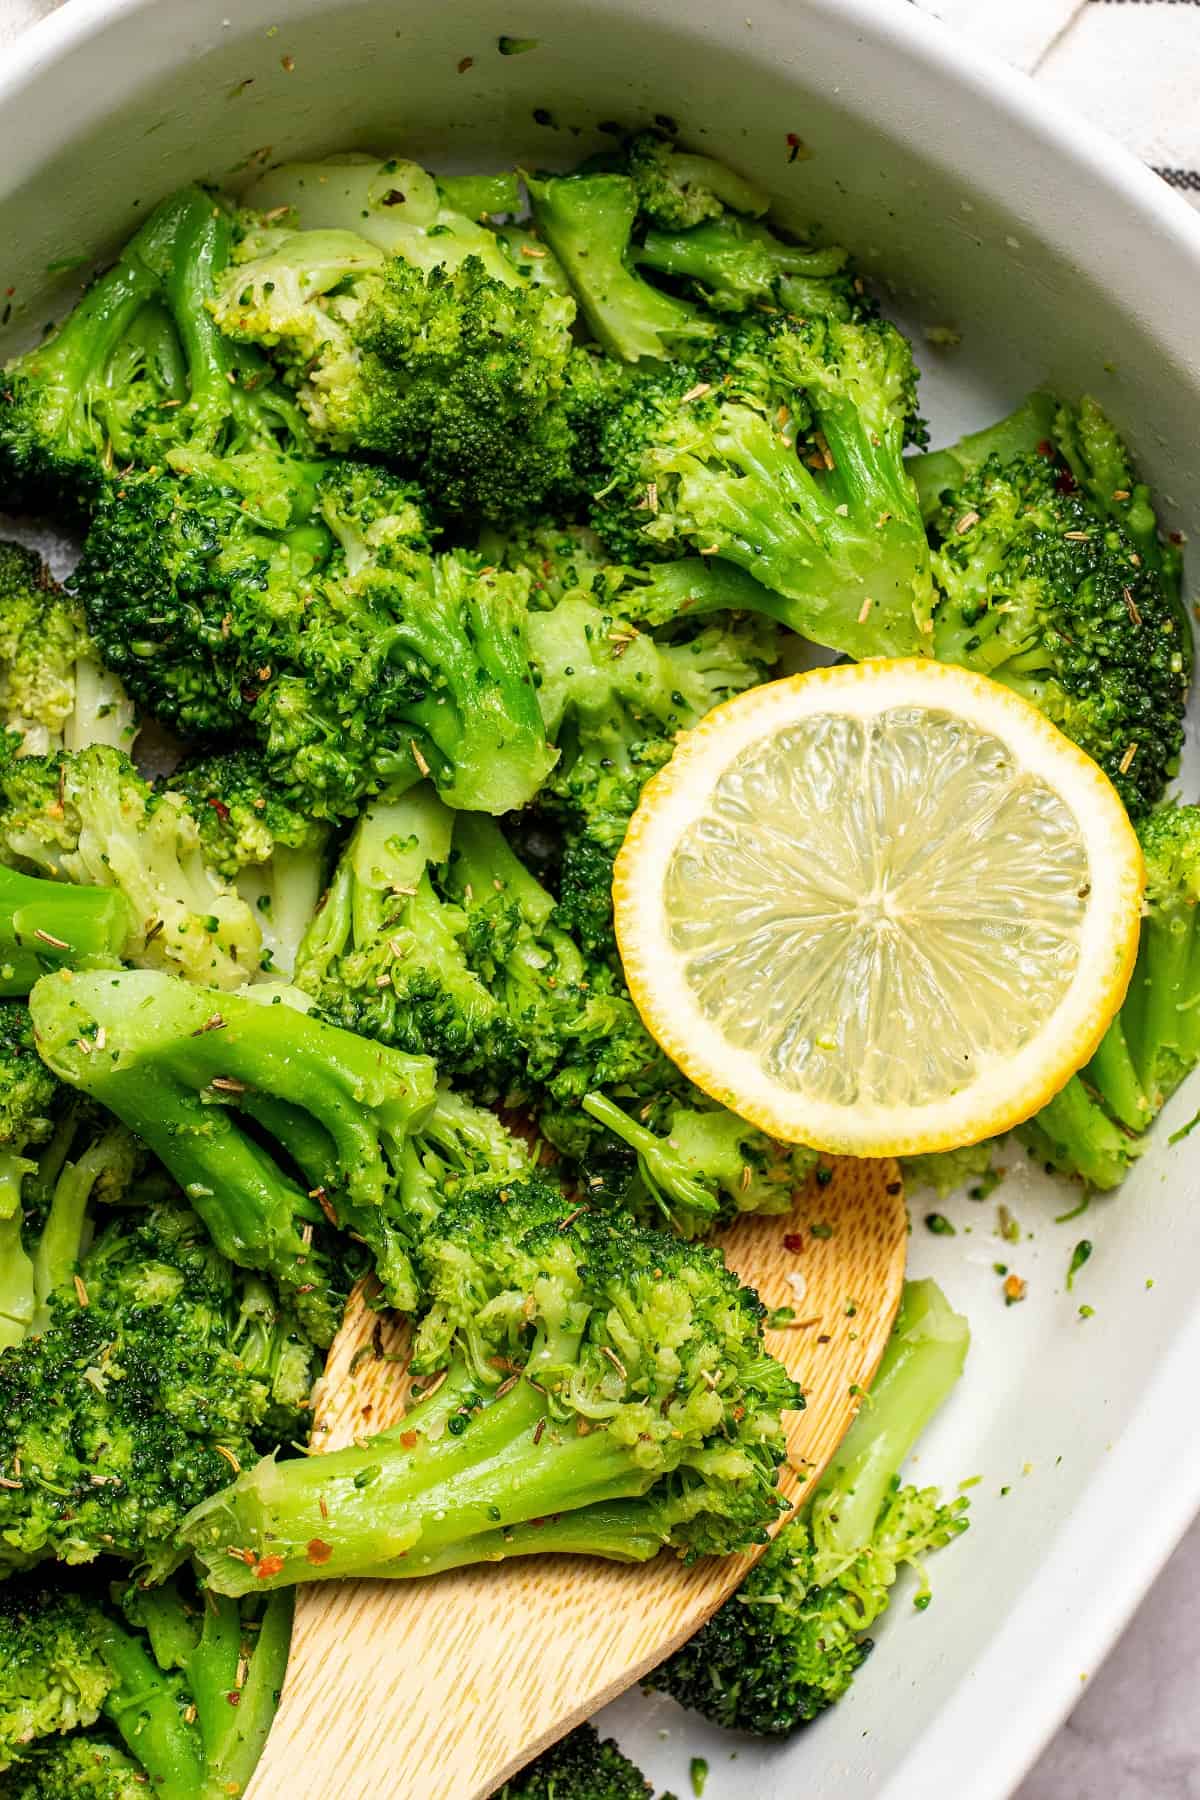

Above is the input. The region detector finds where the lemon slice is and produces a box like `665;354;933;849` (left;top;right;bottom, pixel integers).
614;659;1144;1156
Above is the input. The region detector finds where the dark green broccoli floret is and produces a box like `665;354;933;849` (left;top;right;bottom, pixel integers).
0;543;134;758
590;314;935;658
497;1723;653;1799
29;966;439;1331
293;785;517;1078
0;1191;316;1573
76;458;555;818
179;1179;799;1589
527;171;715;364
624;129;768;231
649;1278;969;1734
0;187;311;509
0;1573;292;1798
927;427;1188;817
211;222;581;522
167;747;332;977
0;744;264;989
1019;804;1200;1189
635;217;854;320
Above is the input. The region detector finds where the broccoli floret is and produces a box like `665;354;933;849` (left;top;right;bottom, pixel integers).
0;745;265;989
900;1141;997;1200
0;1573;292;1798
590;315;935;658
179;1179;799;1589
212;224;581;522
927;428;1188;818
581;1093;819;1237
293;785;517;1077
0;1190;316;1572
624;130;769;231
497;1723;653;1800
649;1278;969;1733
30;966;440;1331
527;172;715;364
0;187;311;508
76;460;555;817
1019;804;1200;1189
4;1734;148;1799
908;391;1058;522
167;748;332;977
635;217;854;320
0;544;135;758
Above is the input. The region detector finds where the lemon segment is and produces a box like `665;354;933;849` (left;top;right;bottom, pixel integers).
614;659;1145;1156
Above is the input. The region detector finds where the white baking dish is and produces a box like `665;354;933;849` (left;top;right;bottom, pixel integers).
2;1;1198;1794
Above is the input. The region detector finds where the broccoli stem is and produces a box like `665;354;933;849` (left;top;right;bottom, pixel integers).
1084;1018;1152;1133
213;1591;293;1793
29;1128;129;1333
0;865;132;994
527;173;713;363
0;1158;35;1350
581;1091;722;1230
94;1616;208;1800
1126;898;1200;1107
184;1359;664;1594
811;1277;969;1574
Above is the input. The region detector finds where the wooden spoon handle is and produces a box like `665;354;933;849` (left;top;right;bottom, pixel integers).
250;1157;907;1800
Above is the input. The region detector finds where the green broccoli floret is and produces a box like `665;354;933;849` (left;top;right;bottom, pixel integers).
0;744;265;989
0;1188;316;1573
0;187;311;508
211;221;581;522
4;1733;148;1799
1019;804;1200;1189
167;748;332;977
900;1141;997;1200
0;543;135;758
927;426;1188;818
908;391;1058;522
624;129;769;231
590;315;935;658
179;1178;799;1589
0;1573;292;1799
76;459;555;817
293;785;517;1077
635;218;854;320
527;171;715;363
29;966;438;1331
648;1278;969;1734
497;1723;653;1800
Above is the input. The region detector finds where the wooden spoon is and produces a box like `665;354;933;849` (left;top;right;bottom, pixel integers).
249;1156;907;1800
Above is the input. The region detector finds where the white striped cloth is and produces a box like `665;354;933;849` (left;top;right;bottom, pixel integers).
913;0;1200;208
2;1;1198;209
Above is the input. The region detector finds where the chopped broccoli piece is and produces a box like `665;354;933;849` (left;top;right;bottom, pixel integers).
0;864;132;997
927;417;1188;817
624;130;768;230
0;543;134;758
908;391;1058;521
635;217;854;319
1020;804;1200;1188
0;745;265;989
179;1179;800;1588
900;1141;996;1200
649;1278;969;1733
591;315;935;658
30;966;439;1332
527;171;715;363
497;1723;653;1799
4;1733;148;1799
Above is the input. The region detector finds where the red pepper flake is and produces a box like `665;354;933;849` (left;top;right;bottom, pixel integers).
1035;439;1055;459
1055;468;1077;495
255;1554;286;1581
457;55;474;72
1003;1274;1027;1306
782;1232;805;1254
400;1430;419;1449
305;1538;333;1565
785;132;810;164
207;797;231;824
226;1690;242;1707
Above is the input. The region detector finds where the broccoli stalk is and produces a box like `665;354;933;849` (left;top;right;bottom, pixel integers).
0;541;135;757
527;171;715;363
179;1180;799;1590
1020;804;1200;1188
635;219;854;319
0;864;131;995
0;1576;292;1798
591;315;935;658
30;967;440;1335
648;1278;970;1734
